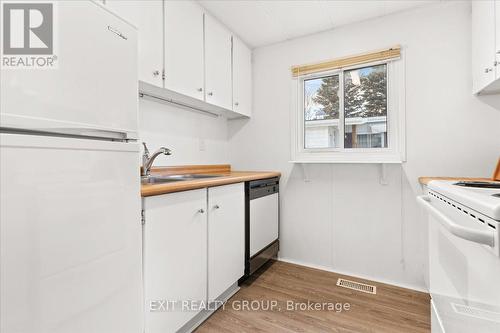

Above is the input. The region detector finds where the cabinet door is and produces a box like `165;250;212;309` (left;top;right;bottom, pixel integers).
106;1;164;87
208;183;245;301
496;0;500;80
472;0;496;93
204;14;233;110
143;189;207;333
232;36;252;117
164;1;204;100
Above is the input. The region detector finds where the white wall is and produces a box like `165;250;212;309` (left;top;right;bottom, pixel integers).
228;1;500;291
138;99;229;166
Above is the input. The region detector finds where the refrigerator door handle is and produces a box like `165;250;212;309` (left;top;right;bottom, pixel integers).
54;128;133;140
0;127;136;141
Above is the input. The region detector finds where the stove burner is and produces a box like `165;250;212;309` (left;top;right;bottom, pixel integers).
493;193;500;198
454;181;500;189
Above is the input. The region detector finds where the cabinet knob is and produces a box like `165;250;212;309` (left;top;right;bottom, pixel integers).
197;208;205;214
197;88;203;92
485;68;493;73
213;204;220;209
234;102;239;106
152;70;160;77
207;92;213;96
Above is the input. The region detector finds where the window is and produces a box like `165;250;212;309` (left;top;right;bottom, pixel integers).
292;53;405;163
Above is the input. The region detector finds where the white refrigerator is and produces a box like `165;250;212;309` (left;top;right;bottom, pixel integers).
0;2;142;333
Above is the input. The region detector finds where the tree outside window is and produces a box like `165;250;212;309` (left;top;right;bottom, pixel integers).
303;64;387;150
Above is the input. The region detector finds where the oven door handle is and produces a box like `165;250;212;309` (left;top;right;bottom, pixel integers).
417;195;495;247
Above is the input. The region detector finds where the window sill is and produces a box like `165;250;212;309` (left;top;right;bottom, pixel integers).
290;146;405;164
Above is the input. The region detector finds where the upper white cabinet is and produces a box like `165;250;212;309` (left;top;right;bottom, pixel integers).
496;0;500;80
207;183;245;301
143;189;207;333
232;36;252;117
204;14;233;110
164;1;205;100
106;1;164;87
106;0;252;117
472;0;500;94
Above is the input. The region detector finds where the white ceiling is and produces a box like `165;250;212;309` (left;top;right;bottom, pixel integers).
197;0;437;49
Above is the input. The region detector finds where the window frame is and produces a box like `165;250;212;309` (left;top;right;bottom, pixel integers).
291;58;405;164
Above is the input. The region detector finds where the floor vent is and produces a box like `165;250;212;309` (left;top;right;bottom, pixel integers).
336;278;376;294
452;303;500;323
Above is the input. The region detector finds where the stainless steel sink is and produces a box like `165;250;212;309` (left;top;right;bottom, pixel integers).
141;174;222;185
141;177;183;185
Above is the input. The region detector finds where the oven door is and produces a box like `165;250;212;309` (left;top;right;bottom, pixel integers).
419;194;500;332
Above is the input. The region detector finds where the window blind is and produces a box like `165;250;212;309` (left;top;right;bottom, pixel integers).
291;45;401;77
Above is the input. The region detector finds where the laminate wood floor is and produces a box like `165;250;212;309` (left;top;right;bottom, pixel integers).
196;261;430;333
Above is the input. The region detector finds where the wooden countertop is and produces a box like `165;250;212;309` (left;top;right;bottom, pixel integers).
141;165;280;197
418;177;493;185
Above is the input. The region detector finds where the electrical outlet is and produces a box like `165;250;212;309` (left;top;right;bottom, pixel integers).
199;138;206;151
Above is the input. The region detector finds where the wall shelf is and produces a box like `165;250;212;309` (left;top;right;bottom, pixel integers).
290;161;399;184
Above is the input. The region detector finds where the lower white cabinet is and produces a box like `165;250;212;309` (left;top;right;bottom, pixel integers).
143;183;245;332
143;189;207;333
208;183;245;301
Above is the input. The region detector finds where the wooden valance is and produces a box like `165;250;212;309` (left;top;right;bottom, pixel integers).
291;45;401;77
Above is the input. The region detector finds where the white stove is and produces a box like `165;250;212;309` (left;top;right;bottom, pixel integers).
418;180;500;333
421;180;500;257
429;181;500;220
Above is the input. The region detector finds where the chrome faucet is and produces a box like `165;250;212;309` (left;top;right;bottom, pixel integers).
142;142;172;177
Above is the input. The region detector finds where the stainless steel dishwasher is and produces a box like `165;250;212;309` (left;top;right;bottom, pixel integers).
244;177;279;277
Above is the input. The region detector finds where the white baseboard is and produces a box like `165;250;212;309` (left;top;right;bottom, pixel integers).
277;257;428;294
